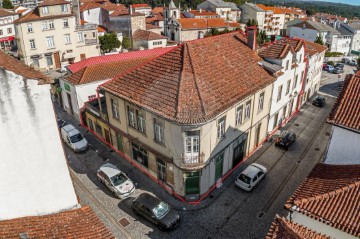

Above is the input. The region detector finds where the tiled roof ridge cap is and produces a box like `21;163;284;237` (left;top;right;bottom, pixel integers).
275;215;306;239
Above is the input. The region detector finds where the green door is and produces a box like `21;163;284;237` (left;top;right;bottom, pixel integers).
117;134;123;152
215;153;224;181
185;172;200;195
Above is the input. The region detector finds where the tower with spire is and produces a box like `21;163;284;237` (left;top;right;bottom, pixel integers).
164;0;181;39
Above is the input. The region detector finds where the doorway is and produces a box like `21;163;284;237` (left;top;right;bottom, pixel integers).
233;136;247;168
255;123;262;146
66;92;73;115
104;128;111;144
185;172;200;195
53;52;61;69
214;152;224;182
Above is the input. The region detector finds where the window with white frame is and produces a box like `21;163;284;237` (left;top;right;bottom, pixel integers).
286;80;291;95
77;32;84;42
245;100;251;119
46;36;54;48
29;39;36;49
111;98;119;119
185;131;200;156
153;41;162;46
42;21;48;30
49;21;54;29
258;92;264;112
154;120;164;143
217;116;225;140
61;4;68;12
27;24;33;33
7;28;12;34
137;111;145;133
64;34;71;44
285;60;289;70
42;6;49;14
128;106;136;128
293;75;298;89
235;105;243;126
277;85;283;101
63;19;69;28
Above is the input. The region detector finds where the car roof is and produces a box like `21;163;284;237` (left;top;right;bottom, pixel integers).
99;163;122;178
241;164;262;178
315;95;325;100
62;124;80;137
134;193;161;209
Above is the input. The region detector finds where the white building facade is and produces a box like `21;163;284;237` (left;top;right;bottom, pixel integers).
0;8;18;50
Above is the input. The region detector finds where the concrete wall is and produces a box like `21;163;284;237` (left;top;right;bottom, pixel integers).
288;27;319;42
81;7;109;27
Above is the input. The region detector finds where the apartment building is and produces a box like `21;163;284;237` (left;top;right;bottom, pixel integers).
197;0;241;22
0;8;18;50
15;0;100;70
82;31;275;200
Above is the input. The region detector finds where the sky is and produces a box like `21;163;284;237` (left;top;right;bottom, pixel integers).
315;0;360;6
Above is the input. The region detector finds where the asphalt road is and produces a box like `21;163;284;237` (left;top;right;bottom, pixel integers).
55;73;339;239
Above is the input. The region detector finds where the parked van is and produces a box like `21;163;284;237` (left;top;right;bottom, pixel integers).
61;124;88;153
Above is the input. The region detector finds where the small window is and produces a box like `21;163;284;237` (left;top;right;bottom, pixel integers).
285;80;291;95
111;98;119;119
154;121;164;143
46;55;53;66
29;39;36;49
285;60;289;70
258;92;264;112
42;6;49;14
293;75;298;89
7;28;12;34
217;116;226;140
27;24;33;33
245;100;251;119
61;4;68;12
277;85;283;102
64;34;71;44
46;36;55;48
63;19;69;28
137;111;145;133
77;32;84;42
49;21;54;29
128;106;136;128
42;21;48;30
235;105;243;126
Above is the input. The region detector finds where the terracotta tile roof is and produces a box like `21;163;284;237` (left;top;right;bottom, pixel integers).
285;163;360;238
256;4;285;14
100;3;127;12
327;74;360;131
178;18;232;30
39;0;68;6
67;47;174;73
146;14;164;24
188;10;218;16
152;7;164;15
259;38;304;59
66;57;153;85
266;215;331;239
133;29;167;41
98;24;107;32
0;8;18;17
14;8;73;24
0;206;114;239
0;50;51;84
228;22;240;28
109;9;129;17
101;32;275;125
80;1;102;12
303;39;327;56
146;23;161;30
131;3;150;8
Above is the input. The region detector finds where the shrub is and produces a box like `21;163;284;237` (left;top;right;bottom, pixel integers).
327;61;335;66
325;52;344;57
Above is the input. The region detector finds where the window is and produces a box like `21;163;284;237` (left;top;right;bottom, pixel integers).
29;39;36;49
293;75;298;89
64;34;71;44
154;120;164;143
7;28;12;34
92;32;96;38
137;111;145;133
111;98;119;119
286;80;291;95
245;100;251;119
153;41;162;46
46;55;53;66
42;21;48;30
88;95;96;101
46;36;54;48
77;32;84;42
299;54;302;62
285;60;289;70
27;24;33;33
128;106;136;128
61;4;68;12
217;116;225;140
132;143;148;167
277;85;283;101
0;30;2;35
42;6;49;14
157;159;167;182
49;21;54;29
300;71;304;83
258;92;264;111
63;19;69;28
185;131;200;155
235;105;243;126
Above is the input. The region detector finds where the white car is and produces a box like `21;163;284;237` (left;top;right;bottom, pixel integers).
60;124;88;153
97;163;135;199
235;163;267;191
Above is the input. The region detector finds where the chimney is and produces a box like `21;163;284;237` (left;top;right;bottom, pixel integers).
72;0;81;26
199;8;202;13
246;26;257;51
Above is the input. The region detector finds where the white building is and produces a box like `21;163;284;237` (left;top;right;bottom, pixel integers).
344;22;360;57
197;0;241;23
259;38;307;133
14;0;101;70
130;3;151;17
325;73;360;165
80;1;109;28
183;9;220;19
132;29;168;50
0;8;18;50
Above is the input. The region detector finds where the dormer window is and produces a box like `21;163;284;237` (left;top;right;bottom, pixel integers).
42;6;49;14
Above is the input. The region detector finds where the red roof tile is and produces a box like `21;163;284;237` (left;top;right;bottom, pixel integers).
178;18;233;30
256;4;285;14
98;24;107;32
100;3;127;12
259;38;304;59
80;1;102;12
101;32;275;124
146;23;161;30
188;10;218;16
133;29;167;41
0;206;114;239
0;8;18;17
67;47;174;73
0;50;51;84
131;3;150;8
146;14;164;24
266;215;331;239
152;7;164;15
327;74;360;131
286;163;360;238
14;8;73;24
39;0;68;6
303;39;327;56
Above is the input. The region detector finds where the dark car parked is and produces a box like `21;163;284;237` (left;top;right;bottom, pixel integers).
312;95;326;107
132;193;181;231
332;67;344;74
275;130;296;150
334;63;344;69
57;118;66;128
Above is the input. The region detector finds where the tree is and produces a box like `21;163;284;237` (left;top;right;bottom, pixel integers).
99;32;121;53
314;34;324;45
122;36;132;50
257;30;268;45
2;0;14;9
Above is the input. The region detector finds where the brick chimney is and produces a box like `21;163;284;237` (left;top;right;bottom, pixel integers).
246;26;257;51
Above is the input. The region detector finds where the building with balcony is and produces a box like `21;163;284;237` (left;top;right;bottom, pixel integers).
130;3;151;17
81;31;275;201
0;8;18;51
14;0;100;71
197;0;241;23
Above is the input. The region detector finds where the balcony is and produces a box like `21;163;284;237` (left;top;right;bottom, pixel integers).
84;97;108;122
85;39;98;45
179;153;205;170
75;23;97;31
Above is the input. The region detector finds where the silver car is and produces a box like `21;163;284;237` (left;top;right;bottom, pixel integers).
97;163;135;198
235;163;267;191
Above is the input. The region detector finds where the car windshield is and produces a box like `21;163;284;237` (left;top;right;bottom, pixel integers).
152;201;170;219
70;133;84;143
238;173;251;184
111;173;128;186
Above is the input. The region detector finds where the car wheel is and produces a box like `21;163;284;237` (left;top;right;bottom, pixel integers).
132;208;139;216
